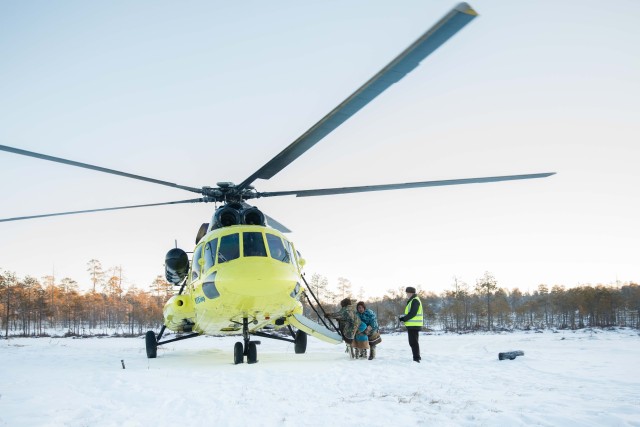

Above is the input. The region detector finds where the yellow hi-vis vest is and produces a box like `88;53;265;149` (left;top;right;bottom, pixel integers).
403;297;423;327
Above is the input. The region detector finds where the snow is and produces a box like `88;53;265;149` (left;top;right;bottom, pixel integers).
1;329;639;426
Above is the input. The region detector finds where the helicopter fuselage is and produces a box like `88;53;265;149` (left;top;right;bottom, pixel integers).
163;225;304;336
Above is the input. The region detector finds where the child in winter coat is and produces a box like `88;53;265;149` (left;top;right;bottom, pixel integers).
352;320;370;359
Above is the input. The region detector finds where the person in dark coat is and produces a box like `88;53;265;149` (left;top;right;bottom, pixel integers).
398;287;423;362
326;298;361;357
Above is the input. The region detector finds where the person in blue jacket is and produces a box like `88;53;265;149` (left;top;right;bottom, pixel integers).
356;301;381;360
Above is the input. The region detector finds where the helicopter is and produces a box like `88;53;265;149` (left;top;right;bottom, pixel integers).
0;3;554;364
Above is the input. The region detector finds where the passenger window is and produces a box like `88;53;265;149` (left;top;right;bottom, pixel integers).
266;233;290;263
218;233;239;263
191;245;203;281
243;232;267;257
203;238;218;271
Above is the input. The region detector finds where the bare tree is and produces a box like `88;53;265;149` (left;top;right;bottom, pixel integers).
475;271;498;331
150;275;173;300
337;277;353;300
86;259;105;293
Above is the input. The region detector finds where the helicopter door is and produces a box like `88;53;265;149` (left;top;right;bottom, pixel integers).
203;238;218;273
191;245;203;282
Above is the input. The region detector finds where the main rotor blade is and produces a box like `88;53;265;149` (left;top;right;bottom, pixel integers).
236;3;478;190
257;172;556;198
0;198;206;223
0;144;202;194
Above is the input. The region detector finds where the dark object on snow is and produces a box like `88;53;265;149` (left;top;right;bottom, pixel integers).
121;359;126;369
498;350;524;360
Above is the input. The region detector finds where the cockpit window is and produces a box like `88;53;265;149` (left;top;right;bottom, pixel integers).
284;239;295;266
191;245;203;281
203;238;218;271
243;232;267;257
266;233;290;263
218;233;239;263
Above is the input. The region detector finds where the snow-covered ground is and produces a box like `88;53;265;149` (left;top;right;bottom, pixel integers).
1;329;639;427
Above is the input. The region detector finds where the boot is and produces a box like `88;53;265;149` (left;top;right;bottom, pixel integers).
368;345;376;360
361;349;367;359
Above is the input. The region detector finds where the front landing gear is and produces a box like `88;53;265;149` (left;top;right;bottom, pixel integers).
247;342;258;364
234;342;244;364
233;317;261;364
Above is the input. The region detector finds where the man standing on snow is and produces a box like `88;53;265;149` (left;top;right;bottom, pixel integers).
399;286;423;362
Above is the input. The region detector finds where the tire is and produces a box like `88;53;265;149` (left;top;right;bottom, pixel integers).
145;331;157;359
294;330;307;354
234;342;244;364
247;342;258;364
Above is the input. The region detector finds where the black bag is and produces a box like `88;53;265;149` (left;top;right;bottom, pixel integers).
368;331;382;346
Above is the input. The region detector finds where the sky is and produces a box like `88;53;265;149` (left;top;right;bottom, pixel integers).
1;0;639;298
2;330;639;426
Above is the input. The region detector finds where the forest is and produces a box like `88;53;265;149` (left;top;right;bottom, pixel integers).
1;261;639;337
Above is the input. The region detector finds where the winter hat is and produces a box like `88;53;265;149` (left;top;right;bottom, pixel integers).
356;301;366;309
340;298;353;307
405;286;416;293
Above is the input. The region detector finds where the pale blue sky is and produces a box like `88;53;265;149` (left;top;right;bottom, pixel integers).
1;1;639;297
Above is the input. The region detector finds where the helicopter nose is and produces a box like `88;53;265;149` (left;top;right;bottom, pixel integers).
213;259;297;297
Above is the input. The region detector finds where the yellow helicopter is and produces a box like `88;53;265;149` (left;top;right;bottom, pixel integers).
0;3;554;364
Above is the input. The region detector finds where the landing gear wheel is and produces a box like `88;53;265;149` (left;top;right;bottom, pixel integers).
247;341;258;364
234;342;244;364
145;331;157;359
294;330;307;354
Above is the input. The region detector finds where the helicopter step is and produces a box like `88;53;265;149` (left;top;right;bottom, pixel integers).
287;313;341;345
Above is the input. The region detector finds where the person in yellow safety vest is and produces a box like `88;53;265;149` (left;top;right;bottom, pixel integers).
398;286;423;362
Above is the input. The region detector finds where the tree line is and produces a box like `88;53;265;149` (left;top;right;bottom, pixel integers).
303;272;640;332
1;260;172;337
2;263;639;338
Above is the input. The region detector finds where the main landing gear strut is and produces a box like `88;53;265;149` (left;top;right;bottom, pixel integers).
145;278;201;359
145;324;200;359
144;318;307;364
